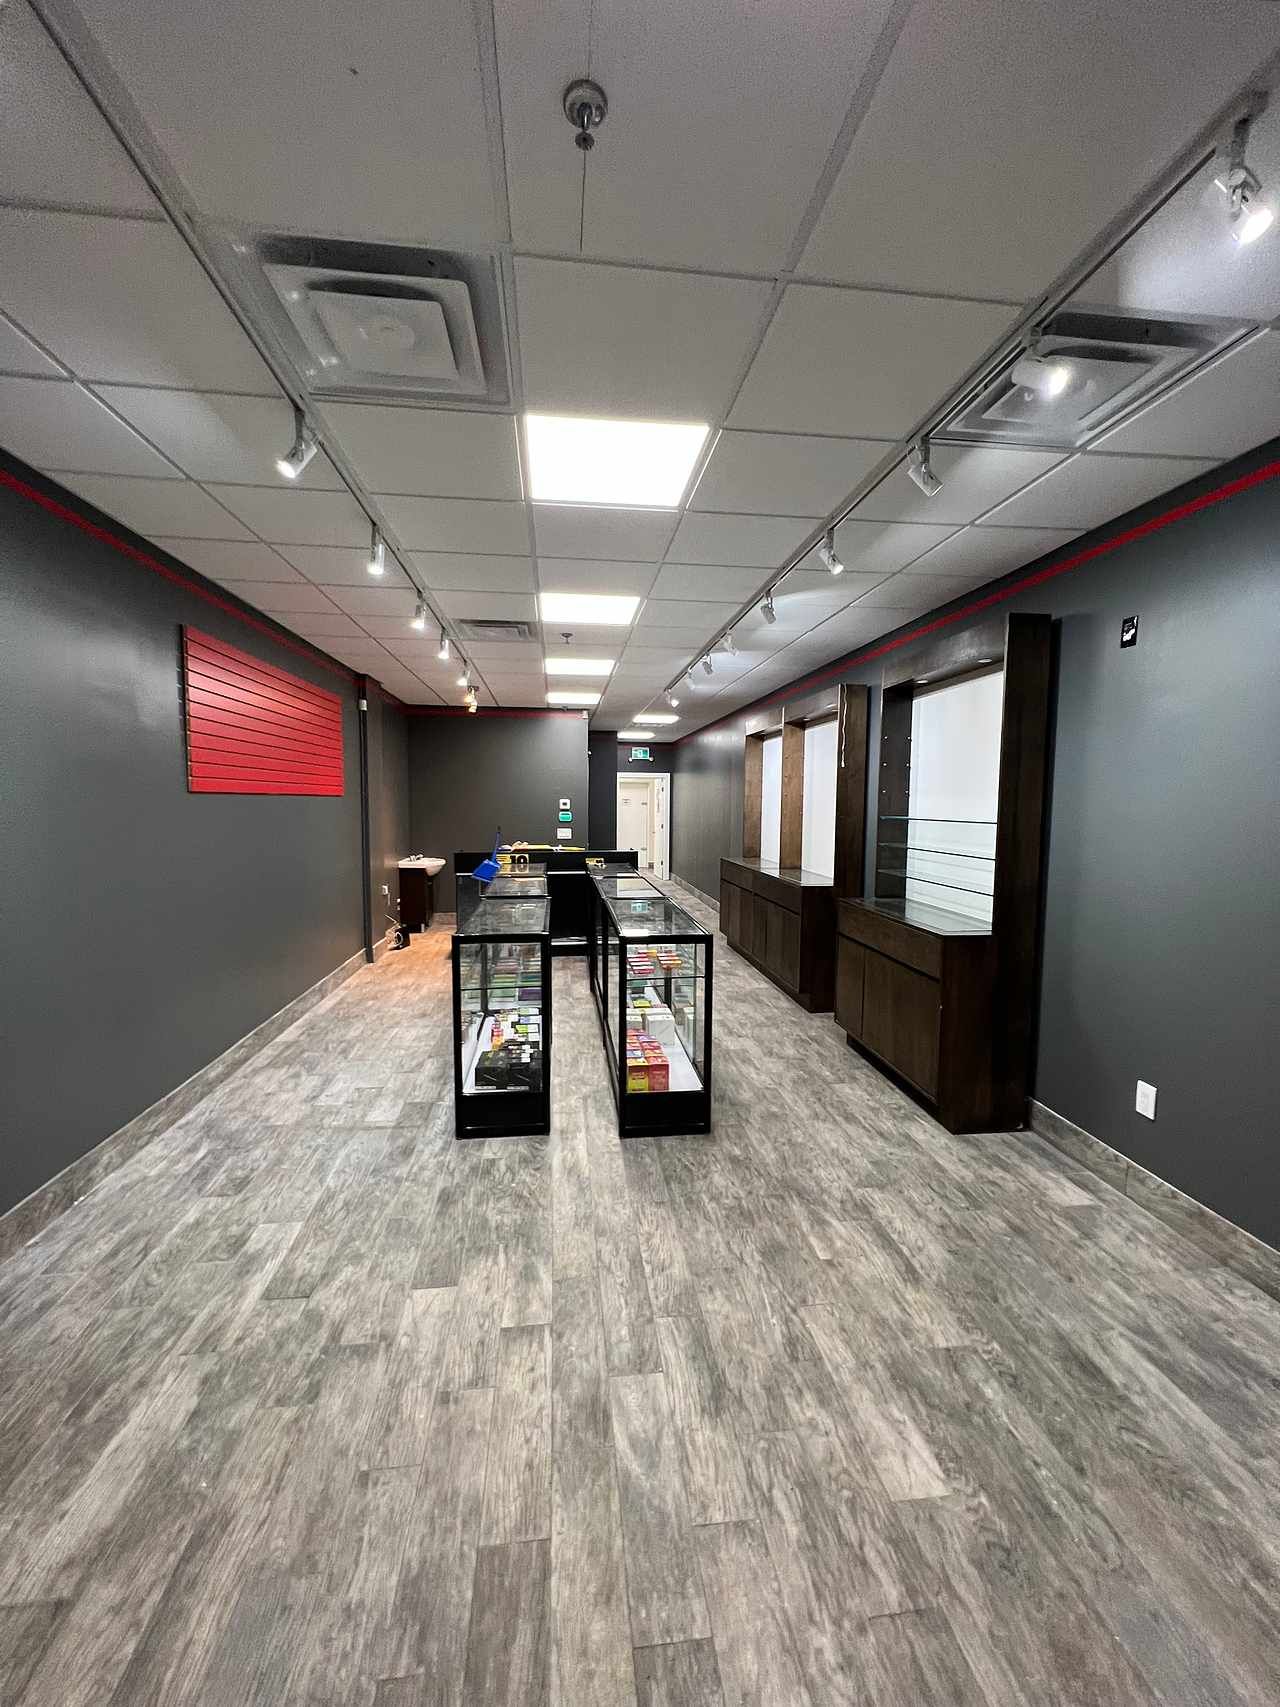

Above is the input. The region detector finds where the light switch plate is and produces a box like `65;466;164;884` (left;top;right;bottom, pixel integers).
1135;1079;1157;1120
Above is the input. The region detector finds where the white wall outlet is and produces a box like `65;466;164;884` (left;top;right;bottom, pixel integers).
1135;1080;1157;1120
381;884;390;896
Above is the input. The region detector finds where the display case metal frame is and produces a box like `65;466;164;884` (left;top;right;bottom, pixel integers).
451;892;553;1140
589;875;713;1138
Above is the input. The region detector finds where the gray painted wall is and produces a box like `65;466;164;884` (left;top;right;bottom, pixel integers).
0;457;366;1218
367;690;411;936
672;442;1280;1247
408;712;590;910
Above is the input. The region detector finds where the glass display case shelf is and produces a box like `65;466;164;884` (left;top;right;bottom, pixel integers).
451;894;551;1139
589;875;712;1137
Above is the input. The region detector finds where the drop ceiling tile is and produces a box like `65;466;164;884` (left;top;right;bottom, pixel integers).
798;0;1280;299
320;584;420;618
540;623;637;651
203;484;371;547
0;211;273;392
359;615;437;639
54;473;252;539
409;553;535;593
322;404;521;499
0;1;157;214
0;378;180;478
730;285;1016;439
516;258;771;419
826;517;959;577
377;495;528;554
984;452;1217;531
95;389;341;488
280;613;369;639
0;313;63;378
436;590;538;621
904;524;1078;583
455;641;544;663
691;430;891;517
854;443;1069;526
273;544;410;587
636;599;739;633
1093;332;1280;461
648;563;765;602
534;558;657;596
664;512;818;569
534;506;678;562
152;538;303;583
499;0;897;272
855;572;989;611
248;583;342;615
70;0;499;243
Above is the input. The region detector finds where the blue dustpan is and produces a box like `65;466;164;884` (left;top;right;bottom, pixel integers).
472;830;502;884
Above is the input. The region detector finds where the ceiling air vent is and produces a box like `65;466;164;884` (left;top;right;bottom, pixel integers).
941;308;1246;448
453;618;537;643
248;235;509;405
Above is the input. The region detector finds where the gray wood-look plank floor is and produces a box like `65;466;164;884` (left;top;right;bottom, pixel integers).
2;879;1280;1705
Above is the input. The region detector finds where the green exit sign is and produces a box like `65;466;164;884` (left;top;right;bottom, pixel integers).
630;746;651;761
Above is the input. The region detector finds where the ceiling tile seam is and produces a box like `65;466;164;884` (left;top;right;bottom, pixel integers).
0;308;72;378
497;233;547;707
651;69;1280;706
0;193;166;223
469;0;514;247
28;0;465;676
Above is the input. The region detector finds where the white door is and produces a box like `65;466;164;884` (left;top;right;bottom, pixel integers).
618;780;651;866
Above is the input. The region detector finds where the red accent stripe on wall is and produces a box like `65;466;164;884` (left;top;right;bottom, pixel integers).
183;627;344;796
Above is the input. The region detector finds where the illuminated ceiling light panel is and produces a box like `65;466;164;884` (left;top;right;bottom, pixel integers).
546;689;601;706
543;656;615;676
526;414;709;507
633;713;678;724
617;729;653;740
539;592;640;625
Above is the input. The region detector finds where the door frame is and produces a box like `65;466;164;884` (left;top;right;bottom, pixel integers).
616;771;671;880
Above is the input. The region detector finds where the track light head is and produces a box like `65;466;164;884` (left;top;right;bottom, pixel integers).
464;687;478;714
723;629;738;655
366;528;386;576
761;592;777;625
701;654;714;676
665;687;679;709
817;527;844;576
410;598;427;631
1220;106;1275;246
437;632;451;662
275;409;317;480
906;440;942;498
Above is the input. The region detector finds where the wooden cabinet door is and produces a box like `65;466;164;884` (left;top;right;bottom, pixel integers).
861;951;941;1097
719;882;738;945
766;901;801;989
835;938;866;1038
750;895;770;964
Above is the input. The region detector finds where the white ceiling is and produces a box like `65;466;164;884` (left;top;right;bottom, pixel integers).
1;0;1278;720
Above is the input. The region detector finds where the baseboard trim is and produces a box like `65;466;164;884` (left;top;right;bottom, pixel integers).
0;946;369;1269
1031;1099;1280;1302
669;874;719;911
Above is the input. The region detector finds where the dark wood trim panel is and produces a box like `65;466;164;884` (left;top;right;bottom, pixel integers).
778;723;805;869
833;683;869;901
742;735;764;859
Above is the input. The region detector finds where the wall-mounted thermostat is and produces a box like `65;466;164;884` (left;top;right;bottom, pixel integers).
558;798;570;810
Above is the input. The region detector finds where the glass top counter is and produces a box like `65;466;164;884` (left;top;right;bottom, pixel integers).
597;889;707;940
723;855;834;889
483;871;550;899
455;888;550;937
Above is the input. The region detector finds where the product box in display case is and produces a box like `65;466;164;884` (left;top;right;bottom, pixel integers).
451;886;552;1138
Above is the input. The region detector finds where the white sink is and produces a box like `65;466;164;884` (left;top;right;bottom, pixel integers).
399;856;445;877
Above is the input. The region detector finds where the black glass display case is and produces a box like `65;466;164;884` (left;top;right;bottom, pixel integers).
589;878;712;1137
451;887;552;1138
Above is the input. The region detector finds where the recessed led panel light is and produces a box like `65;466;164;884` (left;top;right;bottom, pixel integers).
543;656;615;676
526;414;709;508
633;712;678;724
546;689;601;706
617;729;653;740
539;592;640;626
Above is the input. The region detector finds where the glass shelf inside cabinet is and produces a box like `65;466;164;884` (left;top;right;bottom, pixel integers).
876;816;997;926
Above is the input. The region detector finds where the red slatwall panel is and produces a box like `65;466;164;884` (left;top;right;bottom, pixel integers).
182;627;345;795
